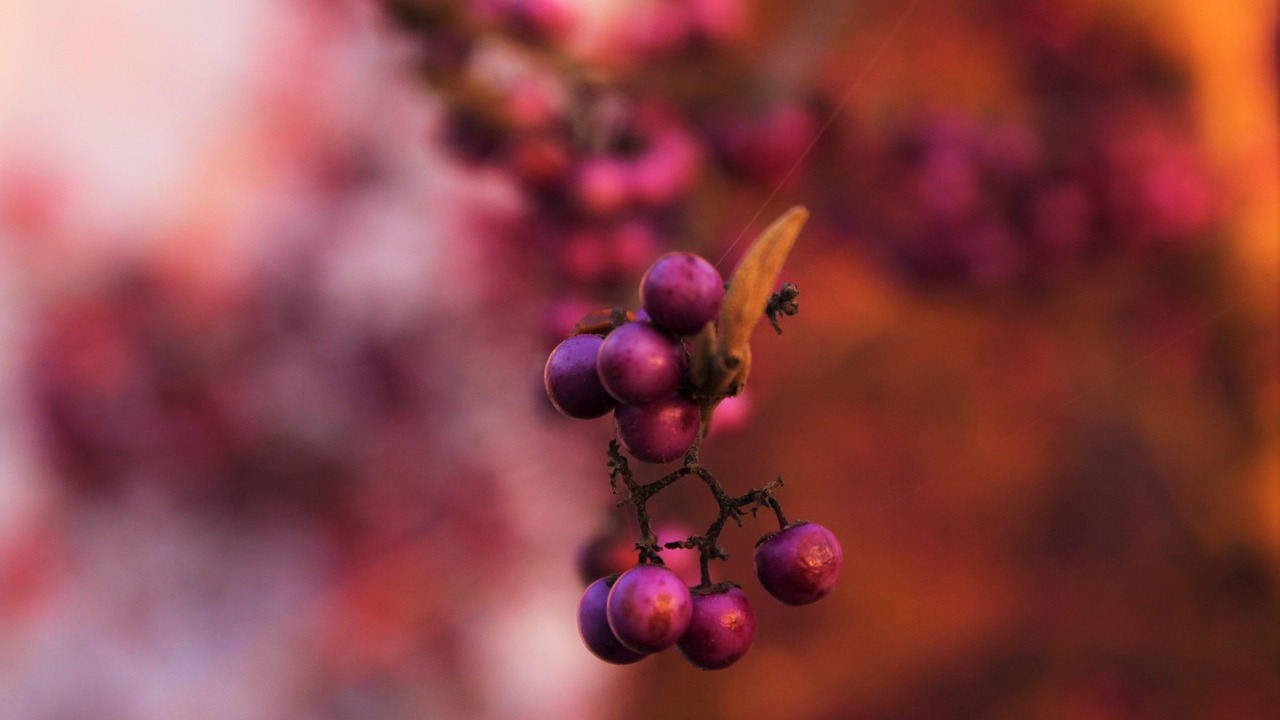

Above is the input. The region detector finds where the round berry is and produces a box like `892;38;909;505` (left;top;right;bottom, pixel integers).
677;586;756;670
640;252;725;335
544;334;615;419
578;576;648;664
754;521;843;605
607;565;693;653
614;394;700;463
597;321;686;405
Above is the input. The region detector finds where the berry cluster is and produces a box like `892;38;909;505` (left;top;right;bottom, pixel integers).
545;209;842;670
545;251;722;461
813;2;1220;290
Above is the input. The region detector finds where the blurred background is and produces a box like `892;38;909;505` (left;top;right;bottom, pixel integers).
0;0;1277;718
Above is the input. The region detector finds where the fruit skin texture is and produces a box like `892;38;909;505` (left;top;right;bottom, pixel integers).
754;521;843;606
578;575;648;664
640;252;725;336
614;394;700;463
544;334;616;419
677;586;756;670
596;321;686;405
606;565;693;653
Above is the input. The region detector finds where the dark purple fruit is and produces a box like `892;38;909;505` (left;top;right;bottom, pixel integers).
606;565;693;653
614;394;699;463
544;334;615;419
596;321;685;405
640;252;724;336
677;586;756;670
754;521;842;605
578;575;648;664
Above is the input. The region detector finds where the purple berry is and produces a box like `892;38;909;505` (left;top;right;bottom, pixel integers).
606;565;693;653
640;252;724;336
677;586;756;670
614;394;699;463
544;334;615;419
596;322;685;405
754;521;843;606
578;576;648;664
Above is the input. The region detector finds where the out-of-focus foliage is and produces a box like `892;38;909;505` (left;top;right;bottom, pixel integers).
0;0;1275;718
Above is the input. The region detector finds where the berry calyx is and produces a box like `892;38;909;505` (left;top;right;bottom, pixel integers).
754;521;843;606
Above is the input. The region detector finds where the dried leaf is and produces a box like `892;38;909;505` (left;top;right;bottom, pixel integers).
692;205;808;397
719;207;809;353
687;322;717;389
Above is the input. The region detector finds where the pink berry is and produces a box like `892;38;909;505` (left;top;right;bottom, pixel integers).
606;565;693;653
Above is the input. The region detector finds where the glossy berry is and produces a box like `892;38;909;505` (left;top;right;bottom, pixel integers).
754;521;843;606
597;321;685;405
607;565;693;653
578;576;648;664
544;334;615;419
614;394;700;463
677;586;756;670
640;252;725;336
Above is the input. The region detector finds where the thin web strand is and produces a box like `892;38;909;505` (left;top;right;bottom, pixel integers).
715;0;924;269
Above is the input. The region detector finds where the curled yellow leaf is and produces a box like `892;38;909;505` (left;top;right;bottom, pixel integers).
689;205;808;398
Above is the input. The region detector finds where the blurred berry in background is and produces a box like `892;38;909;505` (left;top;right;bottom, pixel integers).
0;0;1276;719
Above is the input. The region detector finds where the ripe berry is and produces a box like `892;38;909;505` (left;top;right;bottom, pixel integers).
614;394;700;463
606;565;693;653
597;321;685;405
677;586;756;670
754;521;843;606
544;334;615;419
578;575;648;664
640;252;724;336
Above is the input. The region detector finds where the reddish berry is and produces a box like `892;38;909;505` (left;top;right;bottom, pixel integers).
677;586;756;670
614;394;700;463
754;521;843;605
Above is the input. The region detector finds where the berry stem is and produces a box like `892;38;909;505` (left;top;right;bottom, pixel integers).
607;438;791;589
